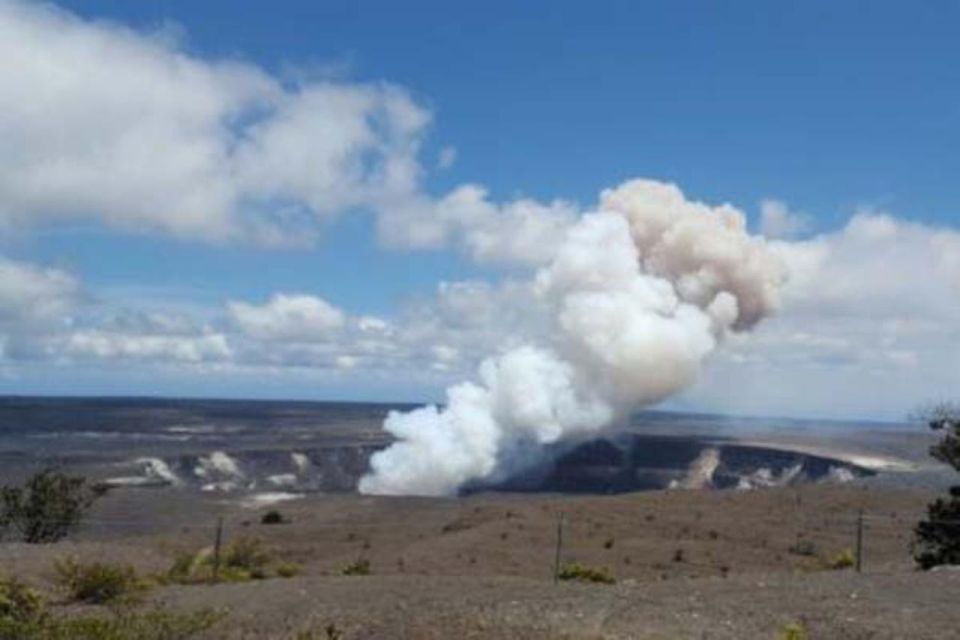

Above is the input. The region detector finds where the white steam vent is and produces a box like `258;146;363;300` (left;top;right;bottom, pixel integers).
360;179;786;496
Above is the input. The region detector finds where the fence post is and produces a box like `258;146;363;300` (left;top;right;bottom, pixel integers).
553;512;565;584
212;516;224;583
855;510;863;573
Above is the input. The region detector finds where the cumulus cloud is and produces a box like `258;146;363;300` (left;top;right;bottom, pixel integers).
229;294;346;342
0;256;80;359
0;0;428;243
759;199;811;239
0;257;79;331
378;185;579;265
685;209;960;419
0;0;582;266
63;330;231;363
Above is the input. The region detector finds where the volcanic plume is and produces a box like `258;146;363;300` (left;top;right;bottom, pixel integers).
360;179;786;496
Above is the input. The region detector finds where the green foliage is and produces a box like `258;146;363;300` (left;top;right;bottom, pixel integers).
0;575;46;627
1;573;218;640
276;562;302;578
779;622;808;640
557;562;615;584
54;557;143;604
166;537;275;583
914;486;960;569
295;623;344;640
260;509;285;525
0;470;105;543
913;403;960;569
828;549;855;570
2;607;222;640
788;539;817;557
340;558;370;576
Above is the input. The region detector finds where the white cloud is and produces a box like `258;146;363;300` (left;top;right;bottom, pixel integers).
64;330;231;363
0;1;429;243
759;199;811;239
0;0;583;268
0;257;79;331
228;293;346;342
684;210;960;419
378;185;579;265
437;146;457;170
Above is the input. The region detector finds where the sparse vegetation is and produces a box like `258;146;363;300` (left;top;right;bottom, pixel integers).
913;403;960;569
260;510;285;525
0;470;105;543
1;573;219;639
340;558;370;576
296;623;344;640
276;562;302;578
556;562;615;584
788;539;817;557
0;575;46;628
779;622;808;640
166;536;276;583
828;549;855;570
54;557;144;604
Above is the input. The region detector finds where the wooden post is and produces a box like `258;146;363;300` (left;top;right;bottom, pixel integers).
855;510;863;573
553;512;565;584
212;517;224;583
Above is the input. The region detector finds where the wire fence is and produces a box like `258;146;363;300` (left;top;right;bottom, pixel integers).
3;507;959;580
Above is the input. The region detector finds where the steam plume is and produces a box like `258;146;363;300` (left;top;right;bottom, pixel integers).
359;179;786;496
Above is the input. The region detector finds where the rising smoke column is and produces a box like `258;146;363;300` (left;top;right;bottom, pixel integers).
359;179;786;496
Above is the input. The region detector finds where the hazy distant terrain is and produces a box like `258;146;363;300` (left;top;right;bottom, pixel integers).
0;397;945;498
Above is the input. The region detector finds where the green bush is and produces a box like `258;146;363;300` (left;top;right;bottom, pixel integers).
6;607;222;640
0;573;218;640
788;540;817;557
54;558;143;604
276;562;302;578
779;622;808;640
556;562;615;584
260;510;285;525
0;470;105;543
340;558;370;576
828;549;855;570
0;575;46;627
166;537;272;584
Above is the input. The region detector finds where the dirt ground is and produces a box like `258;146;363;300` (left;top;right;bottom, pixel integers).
2;484;957;638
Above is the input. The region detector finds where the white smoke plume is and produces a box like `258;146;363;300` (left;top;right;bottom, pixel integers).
359;179;786;496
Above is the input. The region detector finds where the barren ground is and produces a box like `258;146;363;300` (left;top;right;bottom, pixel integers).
2;484;957;638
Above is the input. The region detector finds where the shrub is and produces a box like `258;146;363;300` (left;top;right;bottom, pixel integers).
779;622;808;640
54;558;142;604
260;510;285;525
276;562;302;578
20;607;222;640
0;470;105;543
340;558;370;576
556;562;615;584
166;537;272;584
788;539;817;557
0;575;46;626
828;549;855;570
913;403;960;569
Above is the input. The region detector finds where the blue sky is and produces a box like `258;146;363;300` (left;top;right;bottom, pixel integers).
1;0;959;419
25;0;960;308
56;0;960;221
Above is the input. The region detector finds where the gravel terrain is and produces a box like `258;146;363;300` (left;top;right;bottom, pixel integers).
2;484;957;638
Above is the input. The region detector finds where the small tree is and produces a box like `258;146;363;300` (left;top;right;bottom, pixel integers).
0;470;105;543
913;403;960;569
